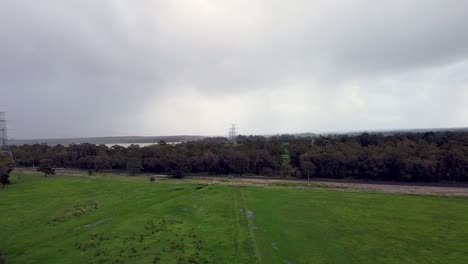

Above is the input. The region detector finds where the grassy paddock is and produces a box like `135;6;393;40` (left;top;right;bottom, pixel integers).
1;172;467;263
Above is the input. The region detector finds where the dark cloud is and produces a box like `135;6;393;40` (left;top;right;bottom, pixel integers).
1;1;467;138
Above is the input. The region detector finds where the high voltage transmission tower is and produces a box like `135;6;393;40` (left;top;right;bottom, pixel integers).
228;124;237;143
0;112;12;158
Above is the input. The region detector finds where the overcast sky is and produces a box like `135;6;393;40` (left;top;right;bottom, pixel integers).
1;0;468;139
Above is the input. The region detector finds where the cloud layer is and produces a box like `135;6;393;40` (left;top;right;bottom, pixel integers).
1;0;467;138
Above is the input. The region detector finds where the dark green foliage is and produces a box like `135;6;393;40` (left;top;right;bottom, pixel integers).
165;152;189;178
228;150;250;176
0;174;9;187
10;131;468;182
299;153;316;180
289;132;468;182
0;152;14;187
126;157;142;176
37;159;55;177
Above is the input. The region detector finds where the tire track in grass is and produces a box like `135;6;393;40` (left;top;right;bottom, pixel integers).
232;187;258;263
232;188;242;261
240;188;262;264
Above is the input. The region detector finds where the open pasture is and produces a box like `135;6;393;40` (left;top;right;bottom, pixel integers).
1;173;467;263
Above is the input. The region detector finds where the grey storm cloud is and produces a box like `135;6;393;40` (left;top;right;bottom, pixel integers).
1;0;467;139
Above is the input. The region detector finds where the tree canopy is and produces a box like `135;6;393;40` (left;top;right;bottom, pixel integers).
10;131;468;182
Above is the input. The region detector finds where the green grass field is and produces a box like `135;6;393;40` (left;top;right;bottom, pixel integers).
1;173;468;264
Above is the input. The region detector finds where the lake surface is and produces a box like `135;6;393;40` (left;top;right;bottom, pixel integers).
104;142;181;148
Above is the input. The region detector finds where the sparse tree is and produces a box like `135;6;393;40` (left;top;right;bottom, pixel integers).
37;159;55;177
300;153;316;181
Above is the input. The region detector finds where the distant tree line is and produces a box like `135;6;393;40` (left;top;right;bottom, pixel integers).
10;132;468;182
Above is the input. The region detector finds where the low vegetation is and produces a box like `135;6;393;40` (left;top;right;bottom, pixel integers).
37;159;56;177
1;172;468;263
48;200;98;225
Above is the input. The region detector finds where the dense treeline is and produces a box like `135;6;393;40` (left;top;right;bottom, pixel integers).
11;132;468;182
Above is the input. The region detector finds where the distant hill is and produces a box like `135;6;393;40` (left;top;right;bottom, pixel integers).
344;127;468;136
9;135;206;146
270;127;468;138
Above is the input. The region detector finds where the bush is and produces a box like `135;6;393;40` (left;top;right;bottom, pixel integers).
37;159;55;177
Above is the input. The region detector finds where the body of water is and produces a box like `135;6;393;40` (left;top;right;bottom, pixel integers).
104;142;181;148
